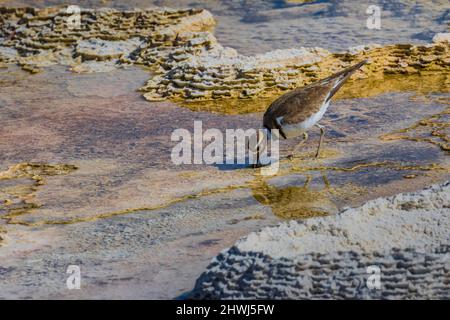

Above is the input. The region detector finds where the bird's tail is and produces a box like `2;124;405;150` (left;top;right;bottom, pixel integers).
325;59;368;101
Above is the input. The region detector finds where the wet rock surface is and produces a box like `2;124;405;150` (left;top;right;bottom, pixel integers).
0;1;449;299
0;64;448;226
0;64;448;298
189;182;450;299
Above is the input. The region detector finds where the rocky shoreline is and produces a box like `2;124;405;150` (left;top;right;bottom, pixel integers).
1;7;449;104
189;181;450;299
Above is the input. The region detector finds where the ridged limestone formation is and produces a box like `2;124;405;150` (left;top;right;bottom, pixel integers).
1;6;448;105
189;182;450;299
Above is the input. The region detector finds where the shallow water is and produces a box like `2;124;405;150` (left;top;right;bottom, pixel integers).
0;65;448;225
0;1;449;299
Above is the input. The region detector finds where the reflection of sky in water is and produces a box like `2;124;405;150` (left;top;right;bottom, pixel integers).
2;0;449;54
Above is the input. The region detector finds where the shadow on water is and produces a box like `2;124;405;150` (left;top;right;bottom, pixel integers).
214;162;253;171
213;156;279;171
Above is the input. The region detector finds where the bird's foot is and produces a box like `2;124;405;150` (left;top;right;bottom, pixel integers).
251;162;272;168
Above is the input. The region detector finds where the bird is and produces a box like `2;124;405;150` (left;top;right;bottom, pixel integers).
253;59;367;167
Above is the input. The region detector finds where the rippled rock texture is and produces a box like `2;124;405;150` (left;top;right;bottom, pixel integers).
141;40;450;102
190;246;449;299
1;6;448;103
0;6;215;72
189;182;450;299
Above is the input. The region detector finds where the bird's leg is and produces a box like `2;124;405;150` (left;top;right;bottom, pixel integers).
256;140;261;167
252;130;270;168
287;132;308;160
252;131;260;168
315;124;325;158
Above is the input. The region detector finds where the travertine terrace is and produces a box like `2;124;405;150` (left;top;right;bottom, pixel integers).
1;7;448;103
189;182;450;299
0;6;215;71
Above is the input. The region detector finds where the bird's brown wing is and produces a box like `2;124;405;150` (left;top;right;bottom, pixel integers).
263;59;367;129
263;82;333;129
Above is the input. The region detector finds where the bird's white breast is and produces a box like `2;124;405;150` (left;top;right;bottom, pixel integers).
278;100;329;139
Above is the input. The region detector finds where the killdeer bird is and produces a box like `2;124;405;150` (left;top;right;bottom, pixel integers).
254;60;367;166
